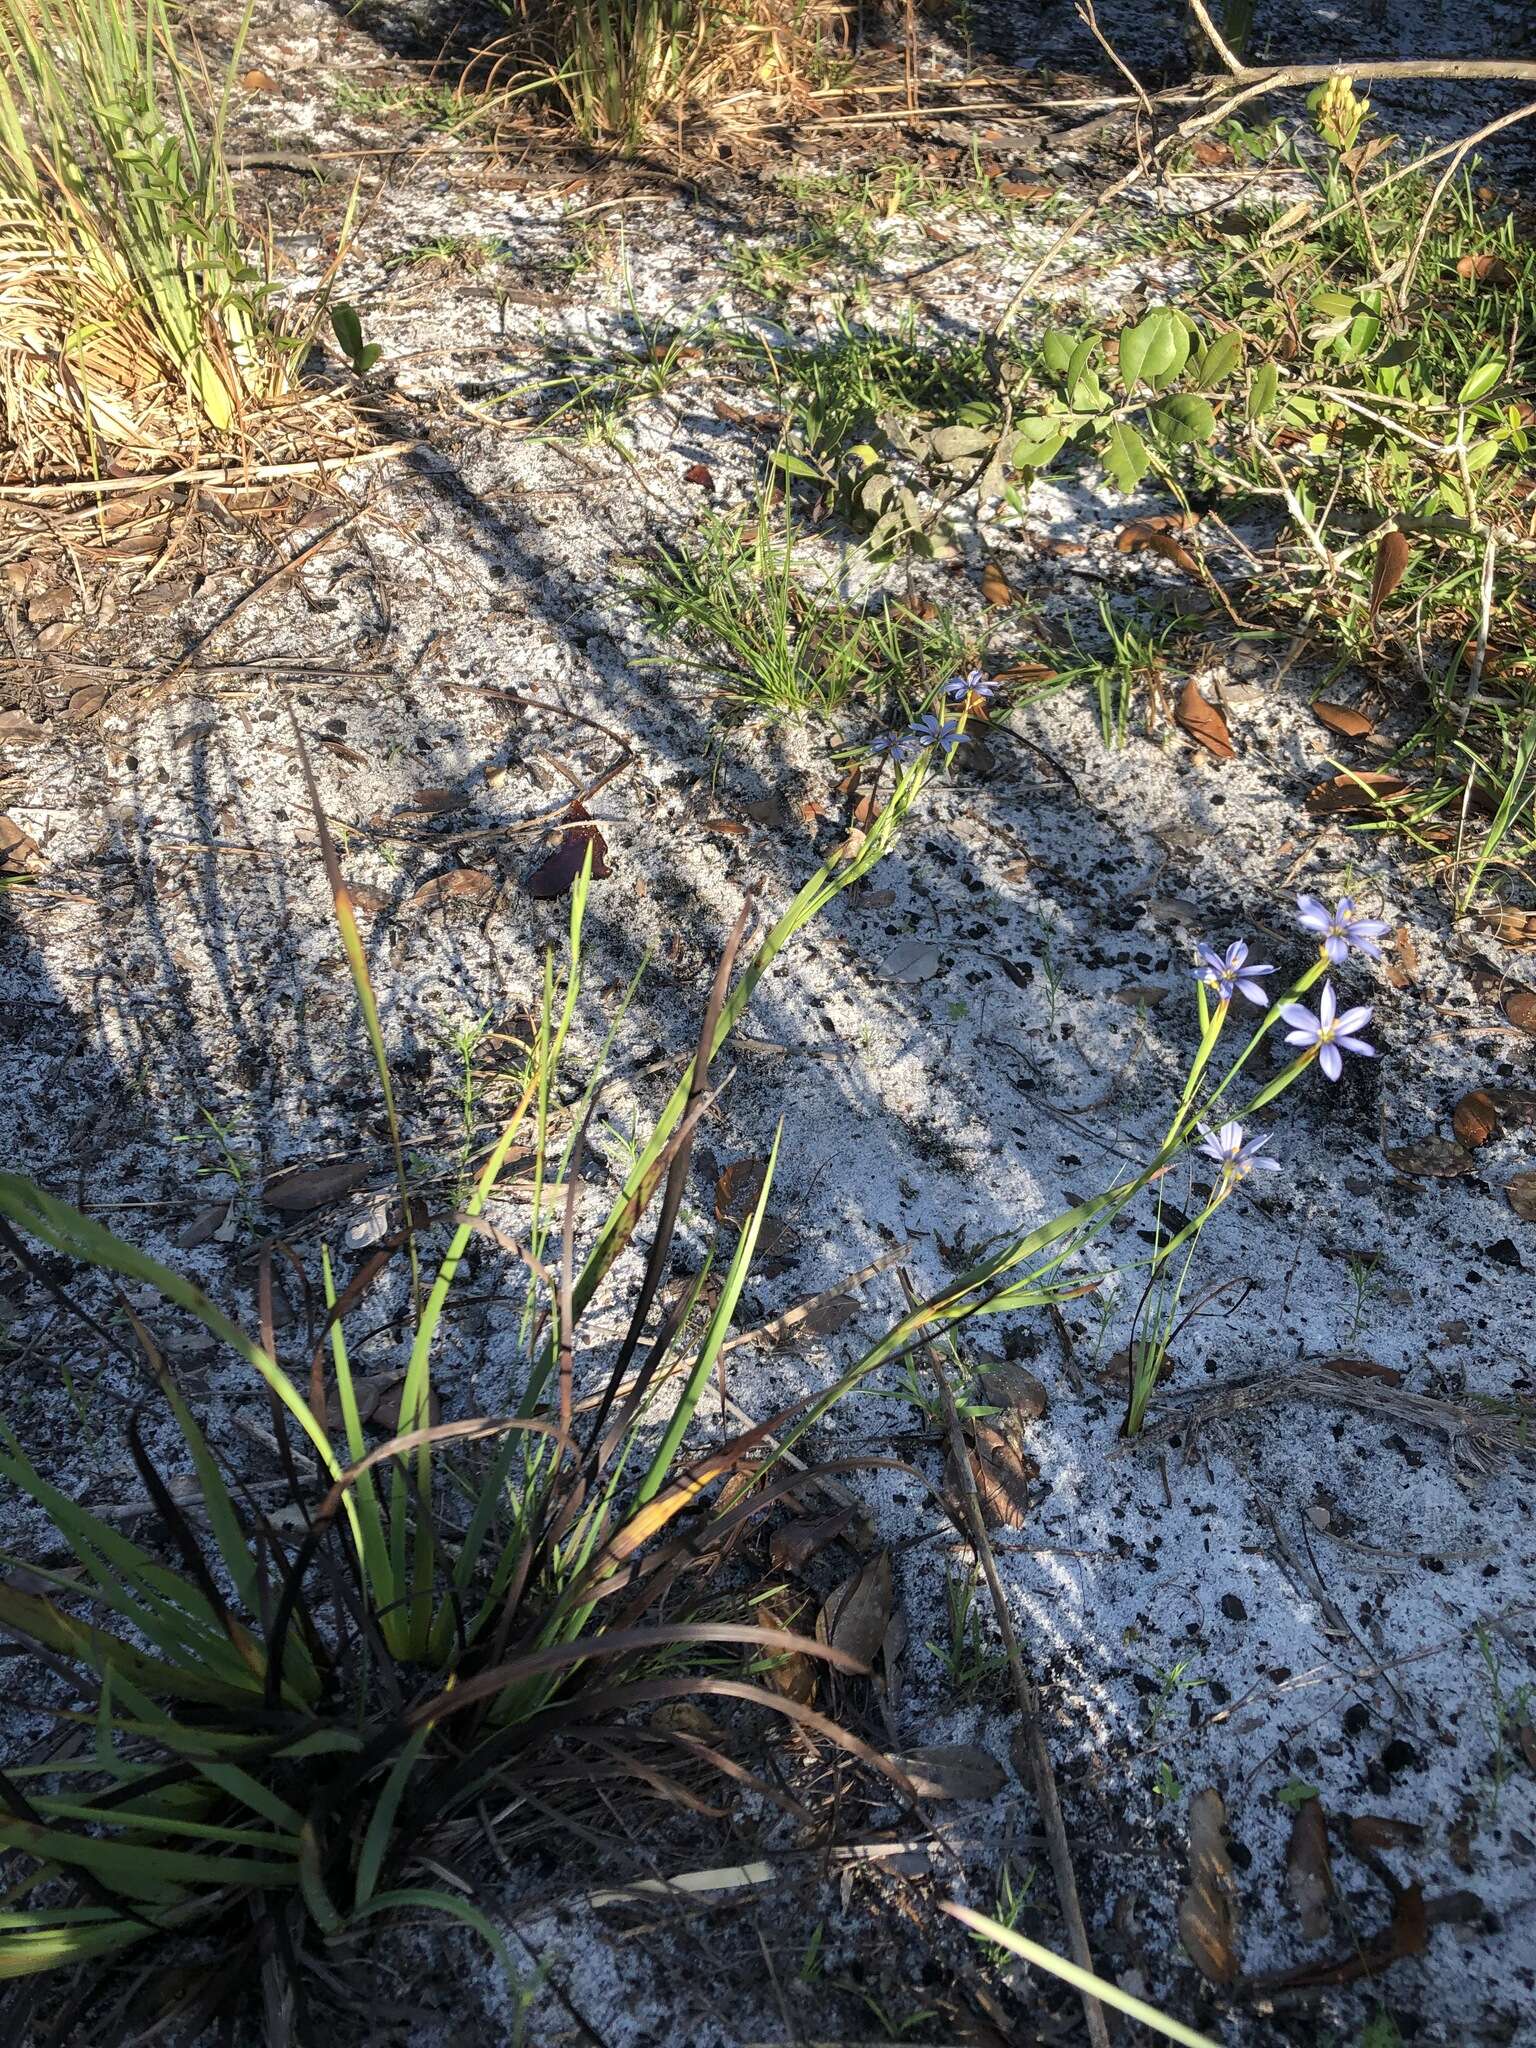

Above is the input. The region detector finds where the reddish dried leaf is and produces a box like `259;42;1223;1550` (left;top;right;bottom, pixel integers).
979;560;1022;607
1321;1357;1405;1386
682;462;714;490
1312;700;1375;738
240;68;278;91
1456;252;1516;287
1482;909;1536;948
526;801;611;900
1304;771;1411;818
1368;530;1410;620
1501;989;1536;1037
1192;137;1234;166
997;177;1055;200
1180;1788;1240;1987
1348;1814;1425;1853
815;1552;893;1667
770;1506;862;1572
1115;513;1199;553
263;1157;370;1213
1287;1797;1334;1943
715;1156;768;1224
1174;678;1235;760
887;1743;1006;1799
408;867;495;912
1384;1137;1477;1179
954;1413;1040;1530
1451;1090;1498;1147
1251;1883;1426;1992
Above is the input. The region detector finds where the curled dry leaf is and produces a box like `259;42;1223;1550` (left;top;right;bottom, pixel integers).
1305;771;1411;819
974;1364;1049;1422
1368;530;1411;621
1311;700;1374;739
526;801;611;900
715;1156;768;1224
1452;1090;1501;1148
1384;1138;1477;1179
769;1505;863;1573
1179;1787;1240;1987
1479;909;1536;949
1174;678;1235;760
408;867;495;913
952;1411;1040;1531
1501;990;1536;1037
682;462;714;490
1250;1883;1426;1992
759;1598;818;1705
979;560;1022;607
1456;252;1516;287
815;1551;893;1669
262;1156;371;1212
1286;1796;1334;1943
1348;1813;1425;1853
0;816;40;872
886;1743;1005;1801
1506;1171;1536;1223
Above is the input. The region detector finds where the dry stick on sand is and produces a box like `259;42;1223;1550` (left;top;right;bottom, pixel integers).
898;1271;1112;2048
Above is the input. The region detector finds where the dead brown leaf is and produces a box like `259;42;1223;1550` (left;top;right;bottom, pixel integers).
262;1157;370;1213
682;462;714;491
1304;771;1411;819
1348;1814;1425;1853
1250;1882;1426;1991
1456;252;1516;287
770;1506;863;1572
715;1156;768;1224
1506;1171;1536;1222
1311;700;1374;739
526;801;611;900
1179;1788;1240;1987
815;1552;893;1669
1320;1357;1405;1386
997;177;1055;200
1174;678;1235;760
408;867;495;913
1452;1090;1502;1148
979;560;1022;607
1111;981;1170;1008
1286;1797;1334;1943
975;1364;1049;1422
1480;909;1536;948
1368;530;1410;621
953;1413;1040;1531
239;67;278;91
1384;1137;1477;1179
1490;1085;1536;1129
886;1743;1006;1800
1501;989;1536;1037
1192;138;1233;166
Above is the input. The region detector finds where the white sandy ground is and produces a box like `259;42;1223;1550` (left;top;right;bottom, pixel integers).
4;2;1536;2042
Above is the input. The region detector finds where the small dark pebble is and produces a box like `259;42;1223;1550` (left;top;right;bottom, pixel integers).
1344;1703;1372;1738
1219;1593;1247;1622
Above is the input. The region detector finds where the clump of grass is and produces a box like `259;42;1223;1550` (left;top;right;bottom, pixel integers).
0;728;939;2034
491;0;849;151
0;0;342;482
637;509;969;717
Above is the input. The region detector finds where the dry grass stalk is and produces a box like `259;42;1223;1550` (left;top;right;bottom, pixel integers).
0;0;349;486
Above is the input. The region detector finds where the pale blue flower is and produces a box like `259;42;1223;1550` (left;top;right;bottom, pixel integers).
946;667;997;702
1296;893;1390;965
1280;981;1376;1081
908;712;966;752
1198;1120;1281;1185
1194;940;1276;1007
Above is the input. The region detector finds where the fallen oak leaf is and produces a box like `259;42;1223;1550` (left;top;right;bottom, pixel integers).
1174;677;1235;760
1311;700;1374;739
526;800;611;900
1456;252;1516;287
1248;1882;1426;1992
1501;989;1536;1037
1368;529;1410;621
1286;1796;1334;1943
979;560;1023;607
885;1743;1005;1800
1452;1090;1501;1148
815;1551;893;1668
1384;1137;1477;1179
408;867;495;912
1304;770;1411;818
1180;1787;1240;1987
